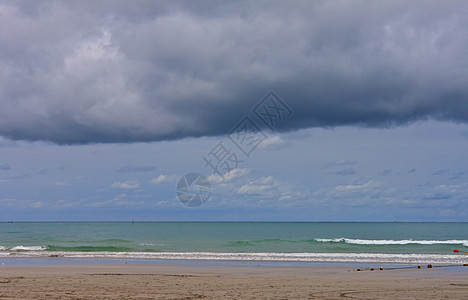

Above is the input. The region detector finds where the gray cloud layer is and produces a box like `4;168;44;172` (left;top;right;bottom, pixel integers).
1;0;468;144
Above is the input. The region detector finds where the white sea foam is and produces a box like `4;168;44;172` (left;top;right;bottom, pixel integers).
9;245;47;251
315;238;468;246
0;251;466;264
139;242;166;247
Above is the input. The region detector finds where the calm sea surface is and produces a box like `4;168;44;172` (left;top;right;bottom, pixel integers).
1;222;467;264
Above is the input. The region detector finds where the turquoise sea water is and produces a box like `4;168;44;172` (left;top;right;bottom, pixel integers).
1;222;467;264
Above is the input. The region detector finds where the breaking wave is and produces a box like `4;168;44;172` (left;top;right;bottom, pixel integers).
315;238;468;247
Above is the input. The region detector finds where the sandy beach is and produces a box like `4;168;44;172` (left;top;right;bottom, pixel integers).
0;263;467;299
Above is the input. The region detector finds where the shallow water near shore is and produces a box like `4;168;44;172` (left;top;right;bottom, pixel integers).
1;222;467;264
2;256;468;274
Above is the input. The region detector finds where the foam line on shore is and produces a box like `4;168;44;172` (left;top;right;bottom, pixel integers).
1;251;467;264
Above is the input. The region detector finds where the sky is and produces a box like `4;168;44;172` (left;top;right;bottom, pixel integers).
1;0;468;221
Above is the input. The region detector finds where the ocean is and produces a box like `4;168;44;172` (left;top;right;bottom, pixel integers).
1;222;467;264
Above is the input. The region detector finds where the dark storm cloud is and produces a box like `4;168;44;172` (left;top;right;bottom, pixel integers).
1;0;468;144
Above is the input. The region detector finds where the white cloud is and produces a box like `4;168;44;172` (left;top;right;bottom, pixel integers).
111;180;139;189
220;175;309;208
0;198;47;209
0;198;17;207
87;193;144;208
30;201;44;208
237;176;277;195
257;136;286;150
207;168;250;184
423;183;468;200
331;180;380;193
150;174;178;184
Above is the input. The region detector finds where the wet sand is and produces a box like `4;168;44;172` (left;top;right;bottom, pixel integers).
0;263;467;299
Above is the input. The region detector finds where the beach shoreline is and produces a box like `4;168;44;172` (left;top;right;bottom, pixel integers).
2;250;467;265
1;255;467;269
1;262;467;299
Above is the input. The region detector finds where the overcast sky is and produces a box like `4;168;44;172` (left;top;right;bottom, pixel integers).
1;0;468;221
